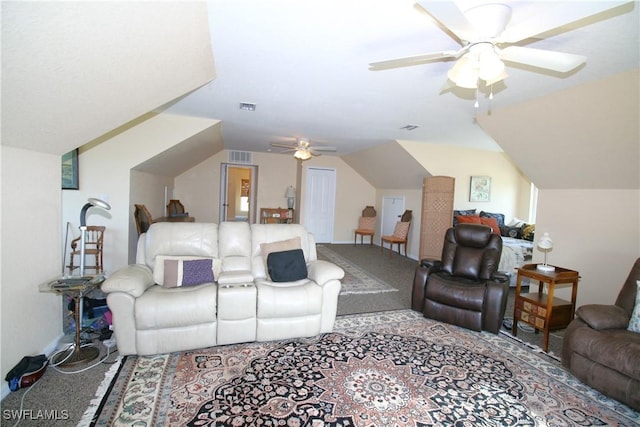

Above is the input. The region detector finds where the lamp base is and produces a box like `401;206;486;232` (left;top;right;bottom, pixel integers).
536;264;555;272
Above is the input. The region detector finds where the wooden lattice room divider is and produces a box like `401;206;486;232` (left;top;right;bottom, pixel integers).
419;176;455;260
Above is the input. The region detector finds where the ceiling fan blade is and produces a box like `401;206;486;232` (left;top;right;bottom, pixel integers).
498;1;632;44
309;146;337;152
270;142;295;149
416;1;478;42
500;46;586;73
369;51;458;71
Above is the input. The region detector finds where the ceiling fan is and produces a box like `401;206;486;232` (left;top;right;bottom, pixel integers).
369;1;631;89
271;138;337;161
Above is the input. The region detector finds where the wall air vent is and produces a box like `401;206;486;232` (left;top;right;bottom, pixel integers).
229;150;252;165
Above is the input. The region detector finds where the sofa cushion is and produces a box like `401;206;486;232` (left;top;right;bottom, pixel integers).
628;280;640;333
267;249;308;282
154;256;221;286
163;259;215;288
260;236;302;279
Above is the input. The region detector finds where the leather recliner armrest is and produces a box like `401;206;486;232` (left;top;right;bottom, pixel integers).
483;280;510;334
306;260;345;286
412;260;443;312
576;304;630;330
492;271;509;284
101;264;155;298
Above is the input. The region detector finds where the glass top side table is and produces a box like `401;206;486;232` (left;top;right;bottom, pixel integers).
40;275;106;366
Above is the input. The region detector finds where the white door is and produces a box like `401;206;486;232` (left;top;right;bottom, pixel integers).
303;167;336;243
381;196;405;236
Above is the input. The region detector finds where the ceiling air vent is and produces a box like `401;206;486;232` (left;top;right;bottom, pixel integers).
229;150;252;165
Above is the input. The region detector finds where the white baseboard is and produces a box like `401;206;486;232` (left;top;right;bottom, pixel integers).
1;333;65;401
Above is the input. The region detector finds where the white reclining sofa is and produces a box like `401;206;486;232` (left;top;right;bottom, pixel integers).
101;221;344;355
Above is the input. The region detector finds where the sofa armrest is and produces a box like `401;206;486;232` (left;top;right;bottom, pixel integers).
306;260;345;286
576;304;630;330
101;264;155;298
411;259;443;312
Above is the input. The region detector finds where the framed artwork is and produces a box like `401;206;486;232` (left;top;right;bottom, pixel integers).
62;149;79;190
469;176;491;202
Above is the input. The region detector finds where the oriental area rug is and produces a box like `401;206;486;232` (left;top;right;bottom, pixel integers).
316;245;398;296
85;310;639;426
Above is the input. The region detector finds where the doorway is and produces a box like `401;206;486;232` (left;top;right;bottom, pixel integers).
381;196;405;236
220;164;258;223
303;167;336;243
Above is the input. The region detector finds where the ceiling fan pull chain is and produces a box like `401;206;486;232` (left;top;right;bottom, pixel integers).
474;86;479;109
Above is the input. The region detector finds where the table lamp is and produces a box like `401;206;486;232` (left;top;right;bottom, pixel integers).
285;186;296;209
536;232;555;272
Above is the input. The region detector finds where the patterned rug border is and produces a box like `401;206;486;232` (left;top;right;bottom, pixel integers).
316;244;399;295
88;310;640;426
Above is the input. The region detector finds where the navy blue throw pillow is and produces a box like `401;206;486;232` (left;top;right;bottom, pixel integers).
267;249;308;282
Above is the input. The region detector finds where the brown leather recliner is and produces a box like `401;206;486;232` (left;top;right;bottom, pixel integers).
561;257;640;411
411;224;509;334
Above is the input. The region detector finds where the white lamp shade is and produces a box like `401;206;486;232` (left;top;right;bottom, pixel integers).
478;50;505;81
537;232;553;250
294;149;311;160
285;186;296;198
447;55;479;89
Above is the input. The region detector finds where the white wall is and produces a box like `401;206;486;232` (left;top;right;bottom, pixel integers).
1;147;62;396
534;189;639;306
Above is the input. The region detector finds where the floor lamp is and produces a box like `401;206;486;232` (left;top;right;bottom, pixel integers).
55;197;111;366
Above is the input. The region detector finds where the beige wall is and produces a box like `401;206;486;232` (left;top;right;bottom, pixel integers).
61;114;220;275
174;151;377;244
400;140;532;223
533;189;639;307
1;147;62;391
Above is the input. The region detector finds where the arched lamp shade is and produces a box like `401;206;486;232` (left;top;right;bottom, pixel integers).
536;232;555;272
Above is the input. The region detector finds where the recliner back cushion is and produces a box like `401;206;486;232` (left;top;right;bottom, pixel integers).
440;224;502;281
142;223;219;271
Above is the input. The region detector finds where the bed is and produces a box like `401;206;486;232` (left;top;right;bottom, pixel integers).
453;209;535;286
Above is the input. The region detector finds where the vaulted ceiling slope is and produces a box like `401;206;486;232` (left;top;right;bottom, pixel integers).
478;69;639;190
1;2;215;156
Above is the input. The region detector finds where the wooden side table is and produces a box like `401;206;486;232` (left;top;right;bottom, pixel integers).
512;263;579;353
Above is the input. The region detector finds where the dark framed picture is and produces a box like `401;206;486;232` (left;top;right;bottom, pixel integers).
62;149;79;190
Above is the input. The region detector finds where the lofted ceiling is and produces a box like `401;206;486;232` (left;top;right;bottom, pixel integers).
164;0;638;158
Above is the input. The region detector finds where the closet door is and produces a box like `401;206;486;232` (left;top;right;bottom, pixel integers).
419;176;455;260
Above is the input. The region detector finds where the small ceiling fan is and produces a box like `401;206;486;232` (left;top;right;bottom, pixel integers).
369;1;631;89
270;138;337;161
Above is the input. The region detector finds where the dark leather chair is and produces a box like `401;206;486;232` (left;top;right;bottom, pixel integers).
561;257;640;411
411;224;509;334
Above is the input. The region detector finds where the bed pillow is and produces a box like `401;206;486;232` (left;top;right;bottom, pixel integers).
522;223;536;241
479;217;501;234
479;211;505;228
163;258;215;288
456;215;481;225
507;217;527;227
500;226;523;239
267;249;308;282
453;209;476;226
627;281;640;333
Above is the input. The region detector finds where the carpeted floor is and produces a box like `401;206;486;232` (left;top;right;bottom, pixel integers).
89;310;639;426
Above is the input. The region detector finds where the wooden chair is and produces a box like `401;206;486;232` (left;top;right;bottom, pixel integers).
166;199;188;217
68;226;106;274
381;210;413;257
134;204;153;236
354;206;377;245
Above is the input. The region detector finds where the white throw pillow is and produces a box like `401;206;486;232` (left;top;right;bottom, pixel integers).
627;280;640;333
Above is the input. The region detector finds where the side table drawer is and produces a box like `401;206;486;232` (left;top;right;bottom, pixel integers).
515;308;545;329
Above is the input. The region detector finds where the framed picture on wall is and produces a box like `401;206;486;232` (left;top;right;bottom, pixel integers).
469;176;491;202
62;149;79;190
